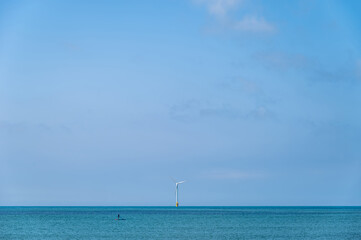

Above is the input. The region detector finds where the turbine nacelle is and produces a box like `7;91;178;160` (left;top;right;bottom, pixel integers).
176;181;185;186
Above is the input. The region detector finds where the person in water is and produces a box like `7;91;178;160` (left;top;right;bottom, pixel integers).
117;214;120;220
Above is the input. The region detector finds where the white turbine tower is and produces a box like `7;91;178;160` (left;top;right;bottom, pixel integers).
172;178;185;207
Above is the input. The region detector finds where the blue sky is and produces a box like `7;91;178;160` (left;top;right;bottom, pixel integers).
1;0;361;206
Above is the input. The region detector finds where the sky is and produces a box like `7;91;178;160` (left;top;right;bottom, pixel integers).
0;0;361;206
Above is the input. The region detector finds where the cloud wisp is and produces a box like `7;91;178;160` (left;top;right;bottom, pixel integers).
255;52;308;72
256;51;360;83
193;0;276;34
233;16;276;33
201;169;267;180
357;59;361;80
169;100;274;122
194;0;241;18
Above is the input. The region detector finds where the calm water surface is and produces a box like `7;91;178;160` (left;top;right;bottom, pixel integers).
0;207;360;239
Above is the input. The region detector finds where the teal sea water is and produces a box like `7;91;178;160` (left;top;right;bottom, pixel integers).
1;207;360;239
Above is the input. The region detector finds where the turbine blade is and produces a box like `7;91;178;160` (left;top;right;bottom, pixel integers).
170;177;177;183
177;181;185;184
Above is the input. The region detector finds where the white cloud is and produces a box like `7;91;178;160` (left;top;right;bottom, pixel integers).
195;0;241;18
193;0;276;34
233;16;276;33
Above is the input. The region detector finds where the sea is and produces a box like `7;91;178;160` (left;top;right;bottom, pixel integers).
0;206;360;239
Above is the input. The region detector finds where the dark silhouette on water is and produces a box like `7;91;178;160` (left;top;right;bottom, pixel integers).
116;214;126;221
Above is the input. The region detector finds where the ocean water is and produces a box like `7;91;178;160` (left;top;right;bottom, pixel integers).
0;207;360;239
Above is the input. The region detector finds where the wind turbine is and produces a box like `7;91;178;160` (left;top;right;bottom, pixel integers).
171;178;185;207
